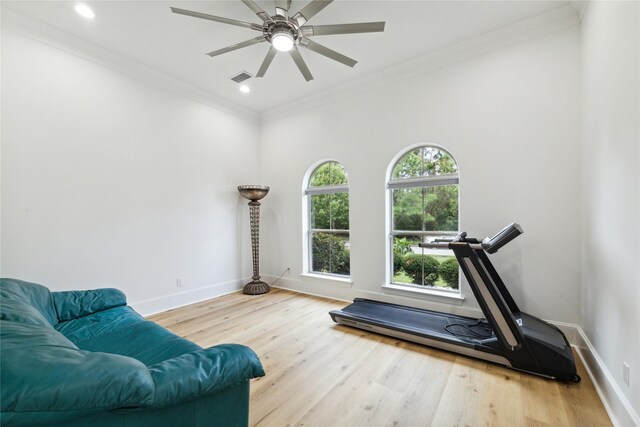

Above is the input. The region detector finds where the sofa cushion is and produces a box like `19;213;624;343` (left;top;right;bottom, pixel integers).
56;306;202;366
53;288;127;321
0;278;58;326
0;320;154;415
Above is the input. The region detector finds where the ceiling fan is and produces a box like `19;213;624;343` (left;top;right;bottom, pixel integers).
170;0;385;82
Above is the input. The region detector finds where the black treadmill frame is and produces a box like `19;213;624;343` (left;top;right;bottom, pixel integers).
329;226;579;382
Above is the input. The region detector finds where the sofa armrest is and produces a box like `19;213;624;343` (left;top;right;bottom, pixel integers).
53;288;127;321
148;344;265;407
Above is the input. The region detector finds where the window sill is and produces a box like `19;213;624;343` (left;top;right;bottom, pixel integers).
382;283;464;305
300;273;353;287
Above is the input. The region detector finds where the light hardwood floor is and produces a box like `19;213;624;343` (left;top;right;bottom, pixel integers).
148;288;612;427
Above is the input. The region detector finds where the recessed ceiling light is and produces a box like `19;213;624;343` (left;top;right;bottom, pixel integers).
239;85;250;94
75;4;95;19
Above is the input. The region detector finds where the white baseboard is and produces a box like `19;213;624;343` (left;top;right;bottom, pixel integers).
575;327;640;427
131;277;247;317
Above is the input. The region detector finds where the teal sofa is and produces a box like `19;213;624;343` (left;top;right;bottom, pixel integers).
0;278;265;427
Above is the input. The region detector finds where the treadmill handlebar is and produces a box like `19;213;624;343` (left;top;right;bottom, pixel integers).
482;222;523;254
420;231;468;250
419;241;451;249
419;223;523;254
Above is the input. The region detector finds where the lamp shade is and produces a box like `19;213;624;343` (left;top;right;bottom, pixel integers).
238;185;270;201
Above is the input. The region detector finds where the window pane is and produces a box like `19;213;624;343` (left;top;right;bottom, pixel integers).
310;194;330;229
309;162;348;187
424;185;458;232
311;232;350;276
311;193;349;230
392;235;421;283
434;254;459;290
392;149;422;179
331;192;349;230
392;235;459;289
422;147;457;176
393;185;458;232
391;147;458;180
393;188;424;231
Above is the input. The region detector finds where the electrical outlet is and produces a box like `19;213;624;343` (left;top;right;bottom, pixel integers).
176;278;183;288
623;362;630;386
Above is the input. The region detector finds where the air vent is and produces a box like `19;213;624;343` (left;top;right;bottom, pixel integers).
230;71;252;84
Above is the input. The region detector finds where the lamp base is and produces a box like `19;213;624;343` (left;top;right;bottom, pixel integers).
243;280;270;295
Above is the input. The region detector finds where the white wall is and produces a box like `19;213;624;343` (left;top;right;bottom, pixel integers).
1;4;637;421
0;30;260;313
580;1;640;422
259;26;581;323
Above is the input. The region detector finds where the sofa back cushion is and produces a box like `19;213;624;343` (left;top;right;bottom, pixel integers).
56;306;202;366
0;278;58;326
53;288;127;321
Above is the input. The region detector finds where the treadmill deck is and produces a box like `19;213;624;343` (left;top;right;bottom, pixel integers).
331;299;497;348
330;298;511;366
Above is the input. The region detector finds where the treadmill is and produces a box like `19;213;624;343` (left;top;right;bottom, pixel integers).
329;223;580;382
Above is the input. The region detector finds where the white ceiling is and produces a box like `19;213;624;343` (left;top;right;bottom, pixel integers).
2;1;571;113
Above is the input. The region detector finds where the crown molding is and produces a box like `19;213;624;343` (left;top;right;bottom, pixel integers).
0;7;259;122
570;1;589;22
1;4;580;126
260;4;580;124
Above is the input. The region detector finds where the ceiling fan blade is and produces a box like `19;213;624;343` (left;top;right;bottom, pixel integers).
206;36;266;57
301;22;385;36
256;46;278;77
170;7;262;31
292;0;333;26
289;46;314;81
240;0;272;22
274;0;291;17
274;0;291;11
300;38;357;67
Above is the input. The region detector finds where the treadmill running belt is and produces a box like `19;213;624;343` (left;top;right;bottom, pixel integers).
337;299;493;340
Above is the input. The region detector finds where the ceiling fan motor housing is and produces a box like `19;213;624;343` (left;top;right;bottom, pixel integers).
264;19;300;46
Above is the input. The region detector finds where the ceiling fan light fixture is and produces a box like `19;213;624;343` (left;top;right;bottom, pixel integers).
271;31;294;52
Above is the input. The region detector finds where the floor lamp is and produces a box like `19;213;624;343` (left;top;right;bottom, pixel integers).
238;185;270;295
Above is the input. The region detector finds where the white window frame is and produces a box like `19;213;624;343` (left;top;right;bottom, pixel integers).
302;160;351;281
385;144;461;299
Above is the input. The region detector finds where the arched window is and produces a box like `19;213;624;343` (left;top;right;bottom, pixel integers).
304;161;350;277
388;145;460;291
